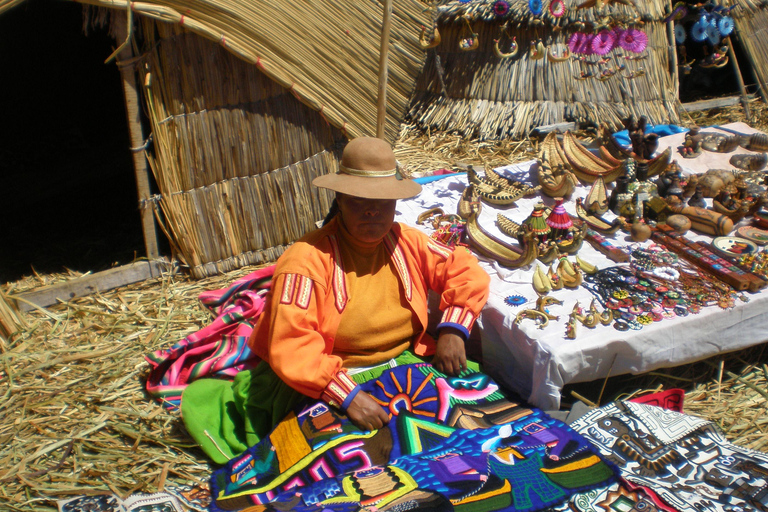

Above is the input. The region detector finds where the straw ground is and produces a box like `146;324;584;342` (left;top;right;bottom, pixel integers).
1;101;768;511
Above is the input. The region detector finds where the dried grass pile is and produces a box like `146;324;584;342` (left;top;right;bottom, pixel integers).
3;101;768;511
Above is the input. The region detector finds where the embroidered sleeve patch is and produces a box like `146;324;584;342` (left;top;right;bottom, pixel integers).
279;273;313;310
321;370;358;409
440;306;476;331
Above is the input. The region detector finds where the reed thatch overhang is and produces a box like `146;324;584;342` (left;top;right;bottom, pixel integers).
408;0;687;140
0;0;433;279
729;0;768;102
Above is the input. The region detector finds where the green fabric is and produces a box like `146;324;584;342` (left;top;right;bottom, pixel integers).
181;350;457;465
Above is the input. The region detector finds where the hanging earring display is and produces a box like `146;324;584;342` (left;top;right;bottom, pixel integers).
549;0;566;17
494;22;518;58
459;15;479;51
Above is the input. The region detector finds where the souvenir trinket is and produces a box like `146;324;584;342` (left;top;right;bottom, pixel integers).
711;236;759;260
737;225;768;245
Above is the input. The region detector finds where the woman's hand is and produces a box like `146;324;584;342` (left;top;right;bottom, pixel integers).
432;327;467;376
345;390;390;431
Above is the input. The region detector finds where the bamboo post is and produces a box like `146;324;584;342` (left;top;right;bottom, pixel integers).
376;0;394;139
114;11;161;266
724;36;751;123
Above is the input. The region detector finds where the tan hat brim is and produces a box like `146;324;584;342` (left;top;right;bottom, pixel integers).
313;173;422;200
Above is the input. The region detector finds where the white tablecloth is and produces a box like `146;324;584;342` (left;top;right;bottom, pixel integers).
395;123;768;410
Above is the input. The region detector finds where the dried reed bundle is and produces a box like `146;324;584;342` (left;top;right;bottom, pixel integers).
154;151;336;278
0;289;26;342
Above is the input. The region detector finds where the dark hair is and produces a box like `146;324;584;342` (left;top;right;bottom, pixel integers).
322;198;339;226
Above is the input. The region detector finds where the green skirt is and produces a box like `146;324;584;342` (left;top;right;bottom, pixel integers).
181;351;477;464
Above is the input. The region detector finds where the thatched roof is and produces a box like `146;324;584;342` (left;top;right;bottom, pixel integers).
0;0;432;142
732;0;768;102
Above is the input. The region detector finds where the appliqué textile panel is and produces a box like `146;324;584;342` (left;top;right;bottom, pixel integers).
144;266;275;410
571;400;768;512
210;363;619;511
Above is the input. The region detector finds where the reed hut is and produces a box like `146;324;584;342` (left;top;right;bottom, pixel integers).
0;0;430;280
407;0;683;140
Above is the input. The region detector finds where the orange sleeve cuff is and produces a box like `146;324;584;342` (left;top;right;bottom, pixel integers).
320;370;360;410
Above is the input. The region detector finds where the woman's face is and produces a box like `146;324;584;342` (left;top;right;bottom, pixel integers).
336;193;397;244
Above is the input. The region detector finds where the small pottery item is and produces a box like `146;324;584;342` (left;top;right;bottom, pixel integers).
737;225;768;245
666;214;692;234
630;220;652;242
730;152;767;171
687;184;707;208
754;210;768;229
701;133;740;153
711;236;758;259
680;126;703;158
741;132;768;152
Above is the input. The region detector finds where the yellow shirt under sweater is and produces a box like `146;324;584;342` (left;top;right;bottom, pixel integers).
333;226;419;368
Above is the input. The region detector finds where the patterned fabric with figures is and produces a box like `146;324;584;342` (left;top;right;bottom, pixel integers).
571;400;768;512
209;363;619;511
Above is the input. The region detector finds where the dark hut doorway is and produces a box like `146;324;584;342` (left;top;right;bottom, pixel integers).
0;0;152;284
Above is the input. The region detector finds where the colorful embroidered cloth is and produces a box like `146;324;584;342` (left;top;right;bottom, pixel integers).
571;400;768;512
209;363;619;512
145;266;275;410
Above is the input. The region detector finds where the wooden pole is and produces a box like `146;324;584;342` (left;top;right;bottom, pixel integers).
724;36;752;123
376;0;394;139
667;0;679;99
114;11;161;267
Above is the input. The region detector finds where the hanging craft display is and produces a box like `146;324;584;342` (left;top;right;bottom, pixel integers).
568;32;594;55
459;15;479;51
493;22;518;58
706;24;721;46
690;17;709;42
547;46;570;62
529;0;543;16
529;39;546;60
493;0;509;16
419;24;441;49
664;1;688;23
674;24;686;44
549;0;566;17
591;29;616;55
618;27;648;53
718;15;734;36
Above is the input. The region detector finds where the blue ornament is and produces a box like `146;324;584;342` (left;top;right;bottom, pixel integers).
504;295;527;307
718;16;734;36
529;0;543;16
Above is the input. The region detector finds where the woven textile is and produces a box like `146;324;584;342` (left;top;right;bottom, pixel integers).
572;400;768;512
145;266;275;410
210;363;619;511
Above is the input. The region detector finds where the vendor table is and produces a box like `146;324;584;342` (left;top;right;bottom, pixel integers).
395;122;768;411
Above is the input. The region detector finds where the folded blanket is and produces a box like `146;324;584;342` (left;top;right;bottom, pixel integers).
145;266;275;410
210;363;620;512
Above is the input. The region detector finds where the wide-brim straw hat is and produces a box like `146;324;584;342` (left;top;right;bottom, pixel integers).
312;137;422;200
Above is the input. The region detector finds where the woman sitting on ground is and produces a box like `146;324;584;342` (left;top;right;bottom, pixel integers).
181;137;491;464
